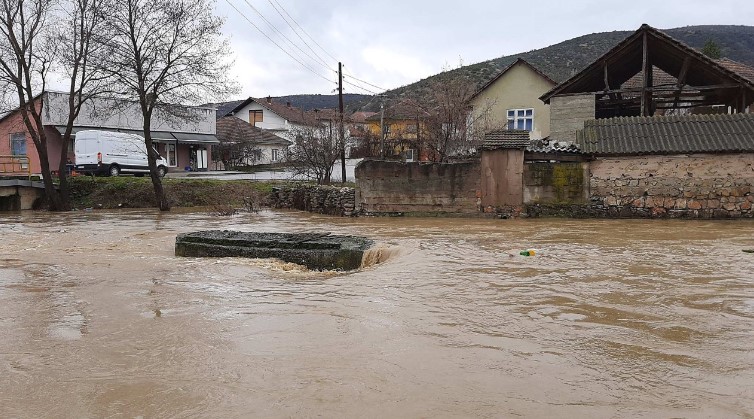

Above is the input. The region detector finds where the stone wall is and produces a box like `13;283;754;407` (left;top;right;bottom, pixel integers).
355;159;481;215
523;162;589;204
588;154;754;218
270;185;357;217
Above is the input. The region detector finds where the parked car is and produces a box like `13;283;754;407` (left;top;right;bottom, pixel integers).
74;130;168;177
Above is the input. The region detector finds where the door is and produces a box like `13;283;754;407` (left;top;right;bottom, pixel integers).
166;143;177;167
196;149;207;170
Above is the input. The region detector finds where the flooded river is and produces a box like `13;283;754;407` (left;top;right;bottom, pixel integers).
0;210;752;418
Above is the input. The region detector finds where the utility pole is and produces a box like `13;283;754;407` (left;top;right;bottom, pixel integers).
338;62;346;184
380;101;385;159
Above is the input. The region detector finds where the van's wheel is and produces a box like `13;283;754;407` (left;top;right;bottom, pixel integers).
157;166;166;178
109;164;120;177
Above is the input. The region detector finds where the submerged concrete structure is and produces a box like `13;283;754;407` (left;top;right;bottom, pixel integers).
175;230;373;271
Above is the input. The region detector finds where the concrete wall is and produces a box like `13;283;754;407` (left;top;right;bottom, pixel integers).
481;149;524;207
355;159;481;214
42;91;216;134
469;62;555;140
589;153;754;217
549;94;595;142
523;162;589;204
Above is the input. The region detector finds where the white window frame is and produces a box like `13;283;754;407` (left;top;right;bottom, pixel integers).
507;108;534;131
271;148;280;162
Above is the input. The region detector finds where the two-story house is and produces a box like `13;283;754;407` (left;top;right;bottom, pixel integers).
468;58;557;142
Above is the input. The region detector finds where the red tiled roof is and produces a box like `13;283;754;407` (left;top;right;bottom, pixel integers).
216;117;291;146
254;98;320;126
717;58;754;83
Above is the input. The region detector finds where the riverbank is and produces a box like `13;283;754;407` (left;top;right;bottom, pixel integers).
68;176;281;210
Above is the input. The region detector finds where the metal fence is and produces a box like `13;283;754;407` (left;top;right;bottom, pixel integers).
0;155;31;179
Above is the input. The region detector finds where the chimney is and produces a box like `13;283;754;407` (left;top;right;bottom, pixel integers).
266;96;271;104
286;101;291;108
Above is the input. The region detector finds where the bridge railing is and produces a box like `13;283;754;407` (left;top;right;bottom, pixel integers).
0;155;32;179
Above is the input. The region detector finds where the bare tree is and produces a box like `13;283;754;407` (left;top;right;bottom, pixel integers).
286;125;339;185
0;0;60;208
102;0;236;211
54;0;111;209
421;78;482;162
217;140;262;169
0;0;109;211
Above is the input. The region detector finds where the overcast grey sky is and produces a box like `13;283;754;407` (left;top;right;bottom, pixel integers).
218;0;754;98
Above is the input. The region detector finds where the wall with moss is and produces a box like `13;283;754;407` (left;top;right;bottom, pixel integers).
523;162;589;204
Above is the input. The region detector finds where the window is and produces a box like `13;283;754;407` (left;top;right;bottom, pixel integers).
249;110;263;126
10;132;26;156
507;109;534;131
271;148;280;162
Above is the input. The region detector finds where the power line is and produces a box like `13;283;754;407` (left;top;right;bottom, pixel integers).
228;0;385;97
343;70;386;92
268;0;339;63
242;0;335;73
265;0;389;95
224;0;335;86
343;78;378;95
265;0;334;71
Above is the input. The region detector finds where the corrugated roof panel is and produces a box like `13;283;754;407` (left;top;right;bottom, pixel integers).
576;113;754;155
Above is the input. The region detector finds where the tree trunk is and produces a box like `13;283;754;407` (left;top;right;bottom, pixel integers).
20;106;65;211
143;117;170;211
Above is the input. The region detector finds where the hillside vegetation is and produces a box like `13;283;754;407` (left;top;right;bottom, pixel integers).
364;25;754;110
269;26;754;113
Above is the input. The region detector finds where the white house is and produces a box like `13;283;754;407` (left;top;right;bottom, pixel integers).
217;96;319;143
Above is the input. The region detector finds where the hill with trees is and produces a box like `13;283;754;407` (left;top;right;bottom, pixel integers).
358;25;754;111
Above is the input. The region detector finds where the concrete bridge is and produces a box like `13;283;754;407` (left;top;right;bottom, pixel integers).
0;179;45;210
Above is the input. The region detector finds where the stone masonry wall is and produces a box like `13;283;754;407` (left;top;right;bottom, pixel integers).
589;153;754;218
270;185;357;217
355;159;481;215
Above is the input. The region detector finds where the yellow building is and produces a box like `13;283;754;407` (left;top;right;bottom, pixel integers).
468;58;556;141
364;99;431;161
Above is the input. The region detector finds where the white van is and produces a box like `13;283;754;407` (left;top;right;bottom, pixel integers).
74;130;168;177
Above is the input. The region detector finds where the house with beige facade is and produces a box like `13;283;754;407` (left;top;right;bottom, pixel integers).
468;58;556;141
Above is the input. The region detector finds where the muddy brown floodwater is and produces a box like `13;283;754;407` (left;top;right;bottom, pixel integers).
0;209;753;418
